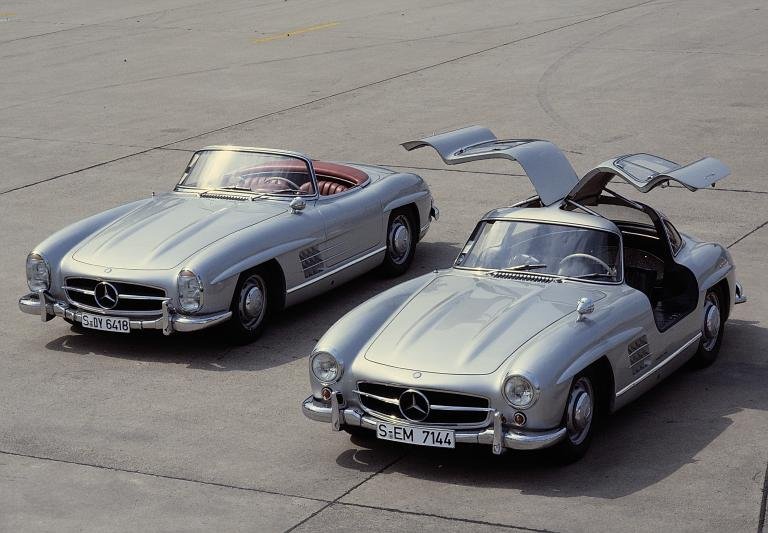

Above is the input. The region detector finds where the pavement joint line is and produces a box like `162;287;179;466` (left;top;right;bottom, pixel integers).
727;219;768;249
0;448;328;505
0;147;159;195
284;452;408;533
0;446;561;532
163;0;659;149
0;0;658;197
335;501;561;533
759;460;768;533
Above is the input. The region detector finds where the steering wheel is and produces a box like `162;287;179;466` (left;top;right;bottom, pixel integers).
263;176;301;190
558;253;612;275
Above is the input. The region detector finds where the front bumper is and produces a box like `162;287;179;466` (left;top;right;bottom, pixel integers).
302;395;566;454
19;291;232;335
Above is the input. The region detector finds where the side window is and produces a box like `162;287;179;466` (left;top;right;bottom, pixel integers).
663;219;683;255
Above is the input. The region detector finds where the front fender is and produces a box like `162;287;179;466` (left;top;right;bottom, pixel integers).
309;273;437;397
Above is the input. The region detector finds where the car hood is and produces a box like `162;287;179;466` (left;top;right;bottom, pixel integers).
73;193;286;269
363;273;606;375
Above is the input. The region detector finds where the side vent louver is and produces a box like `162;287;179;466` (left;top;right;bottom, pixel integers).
628;335;651;375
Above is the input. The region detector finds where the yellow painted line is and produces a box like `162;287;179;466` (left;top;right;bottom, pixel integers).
0;12;17;17
252;21;339;44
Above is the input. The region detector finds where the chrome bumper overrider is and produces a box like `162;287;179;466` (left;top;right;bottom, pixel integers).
302;395;566;453
18;292;232;335
735;281;747;304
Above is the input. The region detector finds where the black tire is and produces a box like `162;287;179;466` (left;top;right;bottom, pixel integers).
223;266;273;344
550;371;598;464
380;207;417;276
691;286;725;368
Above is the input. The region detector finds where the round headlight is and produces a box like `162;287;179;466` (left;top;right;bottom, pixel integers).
310;351;341;384
26;252;50;292
503;375;538;409
177;269;203;312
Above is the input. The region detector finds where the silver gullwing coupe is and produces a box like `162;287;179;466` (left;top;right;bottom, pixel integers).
19;147;437;342
302;126;747;461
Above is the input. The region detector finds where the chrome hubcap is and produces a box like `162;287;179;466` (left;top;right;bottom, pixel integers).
566;377;594;445
702;292;721;351
239;275;266;330
388;215;411;265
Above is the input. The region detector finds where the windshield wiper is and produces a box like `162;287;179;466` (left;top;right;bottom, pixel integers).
487;264;548;275
569;272;614;280
218;185;254;192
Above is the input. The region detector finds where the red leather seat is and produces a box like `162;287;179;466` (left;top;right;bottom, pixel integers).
317;180;349;195
312;161;369;187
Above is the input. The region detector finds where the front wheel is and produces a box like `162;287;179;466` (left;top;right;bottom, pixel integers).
691;287;725;367
550;373;597;463
380;207;416;276
224;268;272;344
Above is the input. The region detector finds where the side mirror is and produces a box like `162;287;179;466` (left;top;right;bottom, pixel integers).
289;197;306;214
576;297;594;321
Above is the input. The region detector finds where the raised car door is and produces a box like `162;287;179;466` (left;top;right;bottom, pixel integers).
569;153;730;203
315;188;382;269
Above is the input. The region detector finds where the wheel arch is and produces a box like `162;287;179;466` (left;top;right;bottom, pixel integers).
236;258;286;312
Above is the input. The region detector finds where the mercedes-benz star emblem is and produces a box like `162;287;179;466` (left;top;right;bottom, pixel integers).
398;389;430;422
94;282;119;309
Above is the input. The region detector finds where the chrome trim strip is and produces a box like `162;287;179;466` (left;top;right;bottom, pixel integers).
62;286;95;295
616;333;702;397
628;343;650;363
430;405;494;412
353;389;400;405
287;246;386;294
117;294;168;301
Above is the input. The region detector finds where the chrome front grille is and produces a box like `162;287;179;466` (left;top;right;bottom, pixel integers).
354;382;492;428
64;277;166;315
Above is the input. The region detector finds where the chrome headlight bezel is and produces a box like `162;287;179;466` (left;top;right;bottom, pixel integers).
26;252;50;292
310;351;342;385
502;374;540;410
177;269;203;313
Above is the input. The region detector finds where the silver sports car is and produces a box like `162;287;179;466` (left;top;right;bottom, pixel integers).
302;126;747;461
19;147;437;342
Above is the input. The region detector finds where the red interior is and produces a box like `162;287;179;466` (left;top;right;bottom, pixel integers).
236;160;369;195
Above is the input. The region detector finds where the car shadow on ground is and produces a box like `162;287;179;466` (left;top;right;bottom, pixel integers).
333;318;768;498
43;241;461;371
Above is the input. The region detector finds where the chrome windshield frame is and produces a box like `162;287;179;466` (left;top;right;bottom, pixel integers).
174;147;320;201
453;219;625;286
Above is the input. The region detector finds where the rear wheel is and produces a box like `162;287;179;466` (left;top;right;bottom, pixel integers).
550;372;597;463
380;207;416;276
224;267;272;344
692;286;725;367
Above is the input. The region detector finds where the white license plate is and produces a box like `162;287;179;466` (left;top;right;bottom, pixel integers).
376;422;455;448
81;313;130;333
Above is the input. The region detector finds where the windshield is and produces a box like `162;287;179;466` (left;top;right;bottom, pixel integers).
456;220;621;282
178;150;315;196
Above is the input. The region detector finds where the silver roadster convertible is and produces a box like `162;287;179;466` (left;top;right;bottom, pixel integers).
19;147;436;342
302;126;747;461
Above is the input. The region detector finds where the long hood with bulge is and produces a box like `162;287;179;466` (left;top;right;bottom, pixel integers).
363;272;606;375
72;193;286;269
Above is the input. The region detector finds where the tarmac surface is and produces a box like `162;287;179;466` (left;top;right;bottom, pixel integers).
1;1;766;531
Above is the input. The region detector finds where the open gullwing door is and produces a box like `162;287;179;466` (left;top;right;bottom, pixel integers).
402;126;579;206
569;153;731;203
